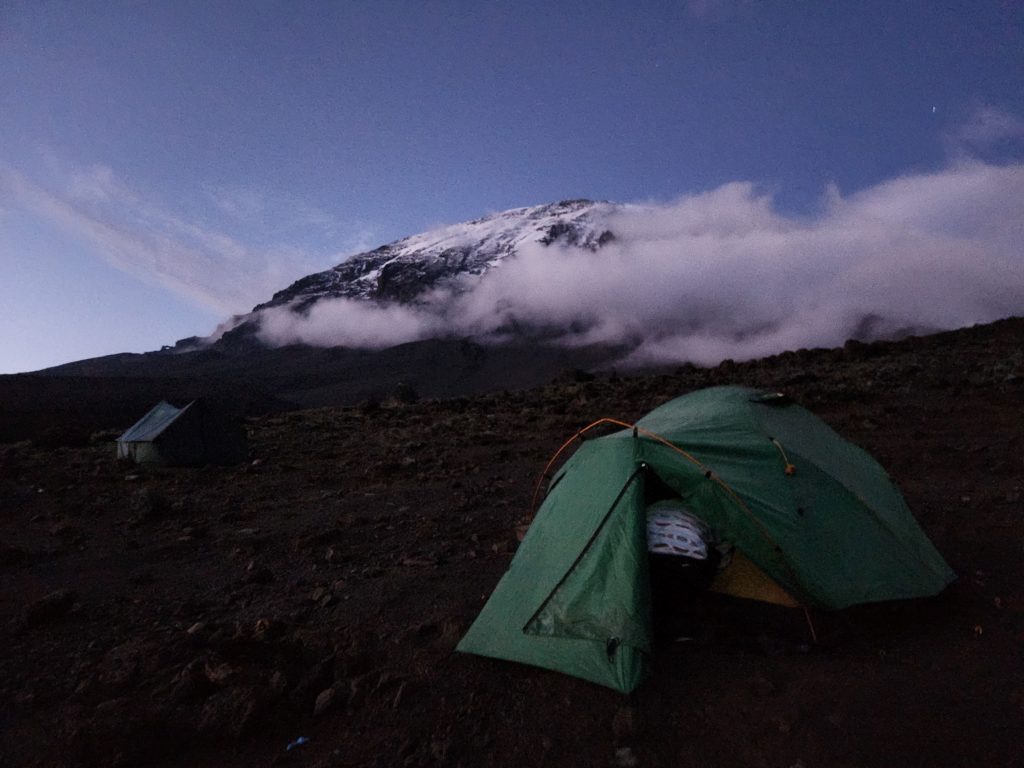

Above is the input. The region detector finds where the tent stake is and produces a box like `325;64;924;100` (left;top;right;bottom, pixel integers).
803;606;819;644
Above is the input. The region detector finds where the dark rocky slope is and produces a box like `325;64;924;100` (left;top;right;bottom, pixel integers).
0;316;1022;767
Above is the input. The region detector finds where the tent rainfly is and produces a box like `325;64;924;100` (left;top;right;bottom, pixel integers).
457;386;956;693
116;400;248;466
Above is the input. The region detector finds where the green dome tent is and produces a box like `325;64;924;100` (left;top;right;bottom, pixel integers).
457;386;955;693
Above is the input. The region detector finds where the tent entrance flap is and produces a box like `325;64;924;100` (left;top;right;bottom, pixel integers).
524;468;650;651
455;437;652;693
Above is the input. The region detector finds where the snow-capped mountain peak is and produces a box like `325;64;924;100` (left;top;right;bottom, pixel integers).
255;199;620;311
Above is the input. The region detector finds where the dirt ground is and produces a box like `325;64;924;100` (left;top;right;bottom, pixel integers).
1;319;1023;768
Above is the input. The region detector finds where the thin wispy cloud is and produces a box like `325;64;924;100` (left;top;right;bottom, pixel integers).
957;105;1024;146
944;104;1024;159
198;182;380;264
202;182;355;240
0;163;368;315
204;184;266;220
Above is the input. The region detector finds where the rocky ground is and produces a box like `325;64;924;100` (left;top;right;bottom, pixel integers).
1;318;1023;768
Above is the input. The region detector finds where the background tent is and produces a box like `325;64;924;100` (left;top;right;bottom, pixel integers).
457;386;955;693
116;400;248;466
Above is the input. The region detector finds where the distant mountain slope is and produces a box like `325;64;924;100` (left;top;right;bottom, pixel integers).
255;199;617;311
9;316;1023;448
179;198;621;352
35;336;631;412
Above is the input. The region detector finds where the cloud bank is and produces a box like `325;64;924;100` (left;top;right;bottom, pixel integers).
258;160;1024;366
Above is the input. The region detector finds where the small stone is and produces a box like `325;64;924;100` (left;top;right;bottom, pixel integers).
253;618;277;638
749;673;776;698
199;685;265;737
614;746;638;767
612;706;635;741
269;670;289;697
97;643;140;689
314;686;336;716
169;659;210;703
204;660;236;686
129;488;165;522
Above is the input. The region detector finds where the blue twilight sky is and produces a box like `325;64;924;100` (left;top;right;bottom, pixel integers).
1;1;1022;373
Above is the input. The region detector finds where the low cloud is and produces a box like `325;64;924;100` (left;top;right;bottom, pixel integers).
258;299;441;348
260;160;1024;367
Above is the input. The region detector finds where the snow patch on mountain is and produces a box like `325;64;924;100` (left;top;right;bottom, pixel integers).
255;199;620;311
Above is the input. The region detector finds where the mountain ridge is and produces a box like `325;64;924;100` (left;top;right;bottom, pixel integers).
255;198;617;310
21;198;1021;416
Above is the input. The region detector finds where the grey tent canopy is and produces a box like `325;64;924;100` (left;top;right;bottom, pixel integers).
116;400;248;466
